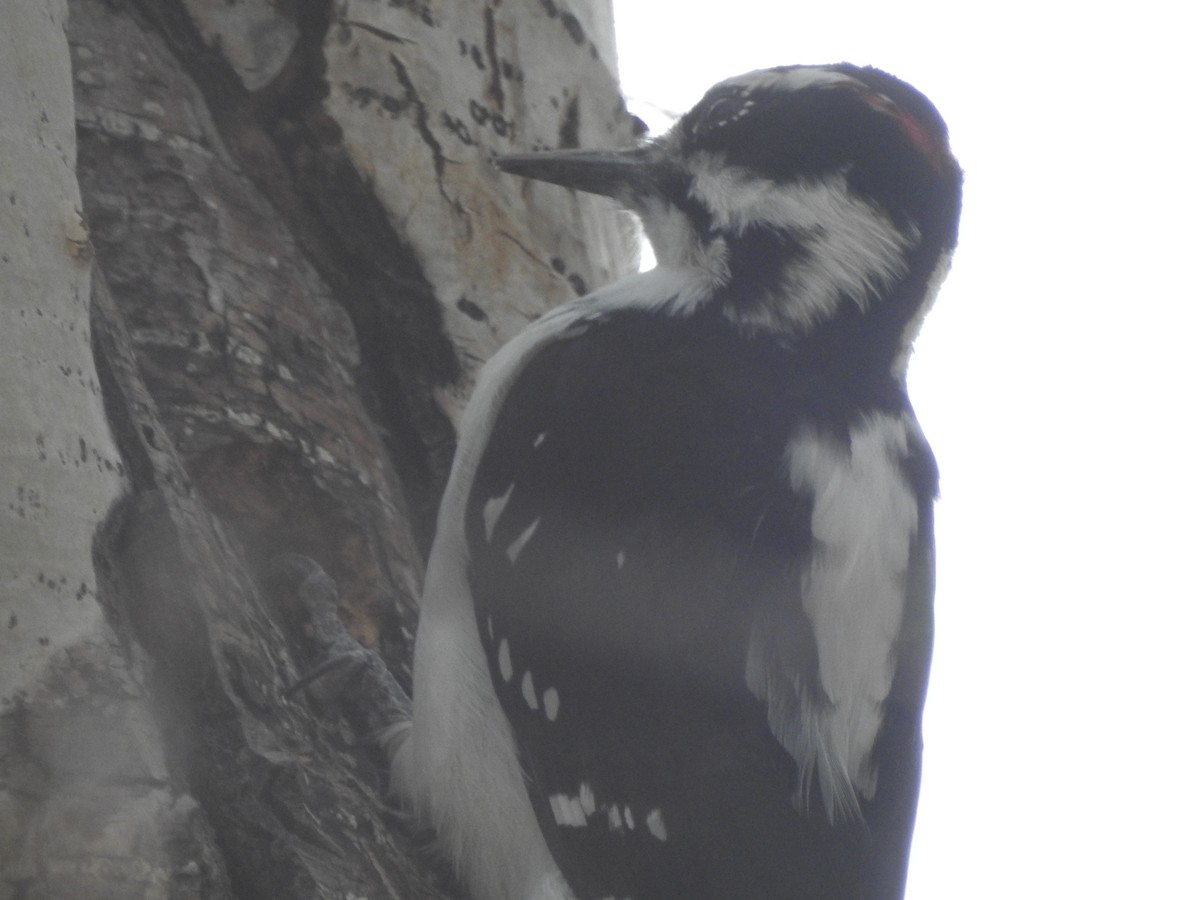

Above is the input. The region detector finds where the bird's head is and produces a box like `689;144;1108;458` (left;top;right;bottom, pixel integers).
497;64;962;351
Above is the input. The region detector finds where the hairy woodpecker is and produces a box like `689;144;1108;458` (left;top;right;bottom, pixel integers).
395;64;962;900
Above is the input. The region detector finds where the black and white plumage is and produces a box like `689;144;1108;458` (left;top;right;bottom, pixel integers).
395;64;962;900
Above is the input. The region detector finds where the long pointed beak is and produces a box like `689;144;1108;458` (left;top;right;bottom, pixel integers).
493;147;652;201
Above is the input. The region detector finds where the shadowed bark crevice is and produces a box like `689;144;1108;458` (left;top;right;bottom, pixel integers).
123;0;461;553
90;265;458;899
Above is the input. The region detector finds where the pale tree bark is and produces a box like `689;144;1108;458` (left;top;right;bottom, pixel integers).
0;1;637;897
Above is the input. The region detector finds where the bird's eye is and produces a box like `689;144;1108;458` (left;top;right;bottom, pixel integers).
694;94;755;136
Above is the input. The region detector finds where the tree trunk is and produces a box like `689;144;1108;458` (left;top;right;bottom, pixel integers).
0;1;636;897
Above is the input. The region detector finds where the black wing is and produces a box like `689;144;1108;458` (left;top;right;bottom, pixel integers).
465;309;935;900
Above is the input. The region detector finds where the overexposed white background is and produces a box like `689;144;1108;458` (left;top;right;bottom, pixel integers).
611;2;1199;896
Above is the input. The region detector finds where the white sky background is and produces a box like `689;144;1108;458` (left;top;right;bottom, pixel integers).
611;2;1199;897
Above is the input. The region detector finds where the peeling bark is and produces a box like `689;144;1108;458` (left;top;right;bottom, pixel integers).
3;0;634;896
91;267;449;898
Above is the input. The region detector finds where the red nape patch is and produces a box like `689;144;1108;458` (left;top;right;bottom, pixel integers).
897;110;952;173
865;92;952;174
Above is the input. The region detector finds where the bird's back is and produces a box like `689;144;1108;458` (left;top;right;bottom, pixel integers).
464;302;936;900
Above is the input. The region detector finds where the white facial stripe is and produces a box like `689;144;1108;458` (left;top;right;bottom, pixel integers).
564;162;916;335
688;164;916;330
637;195;731;285
748;413;920;823
719;66;864;96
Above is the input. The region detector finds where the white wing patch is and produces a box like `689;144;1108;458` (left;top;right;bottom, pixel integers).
607;805;623;831
482;483;515;542
578;782;597;816
497;638;514;683
542;687;560;722
645;808;669;842
549;793;587;828
549;783;601;830
506;517;541;563
521;670;539;710
749;413;919;823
